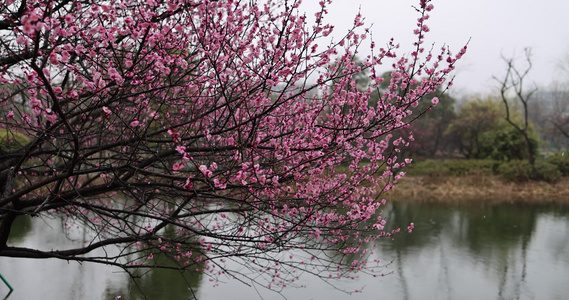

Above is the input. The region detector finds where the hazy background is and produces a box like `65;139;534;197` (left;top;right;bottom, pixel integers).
301;0;569;96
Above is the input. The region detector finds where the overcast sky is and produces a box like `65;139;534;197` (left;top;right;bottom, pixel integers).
300;0;569;97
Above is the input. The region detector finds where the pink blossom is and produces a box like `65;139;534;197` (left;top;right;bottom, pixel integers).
183;178;192;191
407;223;415;233
108;68;124;84
16;36;28;46
46;113;57;123
213;178;226;189
102;106;111;115
431;97;439;106
29;97;42;115
176;145;186;154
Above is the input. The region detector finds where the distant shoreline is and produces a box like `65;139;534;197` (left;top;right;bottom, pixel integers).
388;175;569;204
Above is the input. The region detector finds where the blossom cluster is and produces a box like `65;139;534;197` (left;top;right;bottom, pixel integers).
0;0;463;292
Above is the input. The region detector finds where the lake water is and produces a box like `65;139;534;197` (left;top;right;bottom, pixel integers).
1;201;568;300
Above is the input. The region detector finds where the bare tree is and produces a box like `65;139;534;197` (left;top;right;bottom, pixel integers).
496;48;538;165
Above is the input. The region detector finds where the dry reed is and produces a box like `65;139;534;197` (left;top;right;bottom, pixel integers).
387;175;569;204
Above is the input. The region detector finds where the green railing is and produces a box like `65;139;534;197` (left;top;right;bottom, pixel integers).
0;273;13;293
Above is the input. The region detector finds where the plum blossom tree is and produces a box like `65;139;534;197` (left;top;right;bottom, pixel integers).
0;0;463;295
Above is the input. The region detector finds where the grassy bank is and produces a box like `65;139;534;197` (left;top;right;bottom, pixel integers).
389;175;569;204
386;157;569;203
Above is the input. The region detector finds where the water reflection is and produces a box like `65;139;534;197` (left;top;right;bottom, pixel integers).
103;266;202;300
4;216;31;244
371;202;569;300
0;202;568;299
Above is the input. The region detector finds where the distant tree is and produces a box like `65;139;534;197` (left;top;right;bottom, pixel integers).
551;115;569;142
495;49;539;165
446;99;501;158
446;98;539;160
374;71;457;158
546;89;569;147
0;0;463;296
528;85;569;151
407;89;456;158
